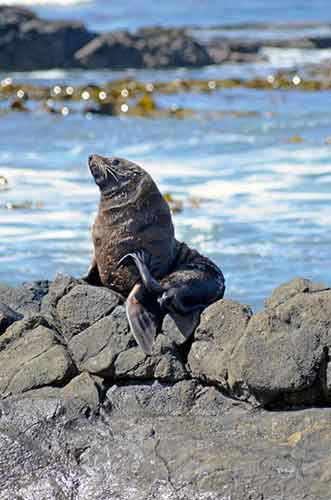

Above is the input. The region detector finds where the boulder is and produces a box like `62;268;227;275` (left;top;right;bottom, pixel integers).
75;27;213;70
0;316;75;398
56;283;121;341
265;276;327;308
229;279;331;406
137;27;213;68
68;306;132;375
74;31;144;69
187;299;252;393
0;7;94;71
113;333;187;382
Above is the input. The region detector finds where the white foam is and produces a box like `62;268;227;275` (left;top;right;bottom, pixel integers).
261;47;331;67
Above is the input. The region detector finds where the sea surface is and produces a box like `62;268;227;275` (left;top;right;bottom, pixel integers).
1;0;331;311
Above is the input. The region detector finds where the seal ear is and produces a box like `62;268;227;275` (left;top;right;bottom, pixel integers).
126;283;159;355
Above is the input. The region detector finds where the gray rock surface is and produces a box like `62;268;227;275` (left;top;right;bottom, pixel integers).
229;279;331;407
0;316;75;398
1;275;331;498
0;280;49;317
56;283;121;341
187;298;252;393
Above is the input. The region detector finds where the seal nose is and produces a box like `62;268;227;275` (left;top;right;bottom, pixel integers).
88;155;94;165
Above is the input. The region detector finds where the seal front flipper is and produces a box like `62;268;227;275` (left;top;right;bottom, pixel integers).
126;283;160;355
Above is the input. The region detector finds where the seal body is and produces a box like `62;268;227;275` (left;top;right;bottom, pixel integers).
87;154;225;354
92;173;176;296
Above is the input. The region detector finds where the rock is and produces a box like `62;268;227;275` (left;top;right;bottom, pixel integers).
68;306;132;376
106;379;238;418
0;280;49;318
1;389;331;499
0;303;23;334
69;305;186;382
0;7;94;71
56;283;121;341
162;314;191;345
265;276;327;308
40;273;80;316
0;316;75;397
0;6;37;27
229;279;331;406
187;299;252;393
74;31;144;69
62;372;103;416
113;333;187;382
75;27;213;69
137;27;213;68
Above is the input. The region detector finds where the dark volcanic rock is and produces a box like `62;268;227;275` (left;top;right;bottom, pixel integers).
187;298;252;393
69;305;186;382
0;6;94;71
74;31;144;69
230;278;331;406
56;283;121;341
0;316;75;398
75;27;213;69
0;7;213;71
137;27;213;68
2;275;331;498
1;382;331;499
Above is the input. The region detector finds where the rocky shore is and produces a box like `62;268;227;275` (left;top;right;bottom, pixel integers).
1;273;331;499
1;6;331;72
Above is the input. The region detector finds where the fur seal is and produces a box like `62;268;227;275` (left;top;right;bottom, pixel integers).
86;154;225;354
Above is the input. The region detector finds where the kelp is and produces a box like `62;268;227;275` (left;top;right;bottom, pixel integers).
1;72;331;119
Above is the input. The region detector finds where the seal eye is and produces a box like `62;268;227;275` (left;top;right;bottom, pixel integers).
111;159;120;166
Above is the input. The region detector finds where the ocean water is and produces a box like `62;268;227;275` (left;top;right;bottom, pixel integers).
1;1;331;311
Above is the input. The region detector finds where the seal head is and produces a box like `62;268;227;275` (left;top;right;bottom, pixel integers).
89;154;147;204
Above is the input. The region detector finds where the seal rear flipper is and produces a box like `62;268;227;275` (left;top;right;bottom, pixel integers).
168;309;201;341
117;250;163;295
126;283;159;355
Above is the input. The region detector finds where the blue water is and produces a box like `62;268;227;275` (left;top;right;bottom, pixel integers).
33;0;331;32
1;0;331;311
